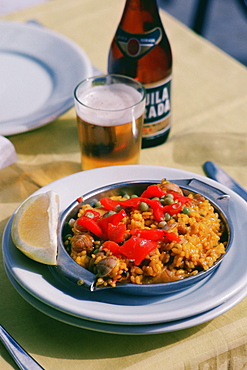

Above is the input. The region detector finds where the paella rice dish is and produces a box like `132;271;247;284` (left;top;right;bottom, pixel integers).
63;179;226;288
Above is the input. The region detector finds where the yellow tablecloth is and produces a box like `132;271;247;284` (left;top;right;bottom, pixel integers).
1;0;247;369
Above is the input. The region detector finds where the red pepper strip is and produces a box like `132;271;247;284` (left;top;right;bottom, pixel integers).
118;236;157;265
130;228;181;243
102;240;122;255
100;195;189;221
109;209;127;224
169;192;190;204
163;202;183;216
130;228;165;241
76;216;104;238
76;196;83;203
118;198;142;207
140;184;190;204
107;223;126;243
100;196;165;221
84;209;101;221
143;199;165;221
100;197;120;211
97;209;127;237
100;196;143;210
103;237;158;265
163;231;181;242
141;184;166;198
117;197;165;221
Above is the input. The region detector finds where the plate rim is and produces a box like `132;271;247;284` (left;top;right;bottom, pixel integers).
3;165;247;325
4;262;247;335
0;20;93;136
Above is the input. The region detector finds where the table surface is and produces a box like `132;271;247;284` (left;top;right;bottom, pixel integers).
1;0;247;369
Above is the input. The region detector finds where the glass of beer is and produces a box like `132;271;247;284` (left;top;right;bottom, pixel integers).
74;74;146;170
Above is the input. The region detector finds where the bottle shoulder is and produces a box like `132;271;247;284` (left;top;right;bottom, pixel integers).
108;39;172;83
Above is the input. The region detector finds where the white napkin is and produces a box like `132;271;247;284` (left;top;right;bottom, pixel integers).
0;135;18;169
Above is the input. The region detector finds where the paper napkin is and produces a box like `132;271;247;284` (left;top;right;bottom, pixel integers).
0;135;18;169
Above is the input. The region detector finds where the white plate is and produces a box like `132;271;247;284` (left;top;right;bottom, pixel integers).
3;165;247;325
5;264;247;335
0;21;93;136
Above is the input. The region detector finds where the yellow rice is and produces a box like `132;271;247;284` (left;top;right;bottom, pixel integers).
64;181;226;287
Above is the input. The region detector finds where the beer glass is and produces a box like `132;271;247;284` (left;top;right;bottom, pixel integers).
74;74;146;170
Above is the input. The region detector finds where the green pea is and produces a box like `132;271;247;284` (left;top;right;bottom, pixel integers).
182;207;190;215
94;201;102;208
130;194;138;198
122;193;130;199
139;202;149;211
103;210;116;218
64;234;72;240
164;213;171;221
152;197;160;200
158;221;167;228
163;197;174;205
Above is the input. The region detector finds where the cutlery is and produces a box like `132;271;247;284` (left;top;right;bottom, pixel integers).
0;325;44;370
203;161;247;201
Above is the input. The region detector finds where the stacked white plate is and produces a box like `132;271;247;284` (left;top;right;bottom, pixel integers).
3;165;247;334
0;21;93;135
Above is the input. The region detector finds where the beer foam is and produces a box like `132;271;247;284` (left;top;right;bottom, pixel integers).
76;83;145;126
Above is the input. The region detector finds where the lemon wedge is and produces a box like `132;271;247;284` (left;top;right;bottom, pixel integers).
11;191;59;265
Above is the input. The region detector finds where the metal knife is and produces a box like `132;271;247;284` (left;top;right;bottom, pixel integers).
203;161;247;201
0;325;44;370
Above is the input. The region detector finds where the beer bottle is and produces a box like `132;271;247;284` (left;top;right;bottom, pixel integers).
108;0;172;148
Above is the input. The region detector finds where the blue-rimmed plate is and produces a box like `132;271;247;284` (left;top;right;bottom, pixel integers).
0;21;93;136
2;165;247;325
5;264;247;334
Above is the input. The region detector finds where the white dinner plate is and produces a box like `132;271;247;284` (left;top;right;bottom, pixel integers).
5;264;247;335
0;21;93;136
3;165;247;325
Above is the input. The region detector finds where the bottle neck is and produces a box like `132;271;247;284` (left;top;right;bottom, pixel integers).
120;0;162;31
123;0;158;12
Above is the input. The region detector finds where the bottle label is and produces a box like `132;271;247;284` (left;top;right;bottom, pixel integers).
115;26;162;60
143;77;172;138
